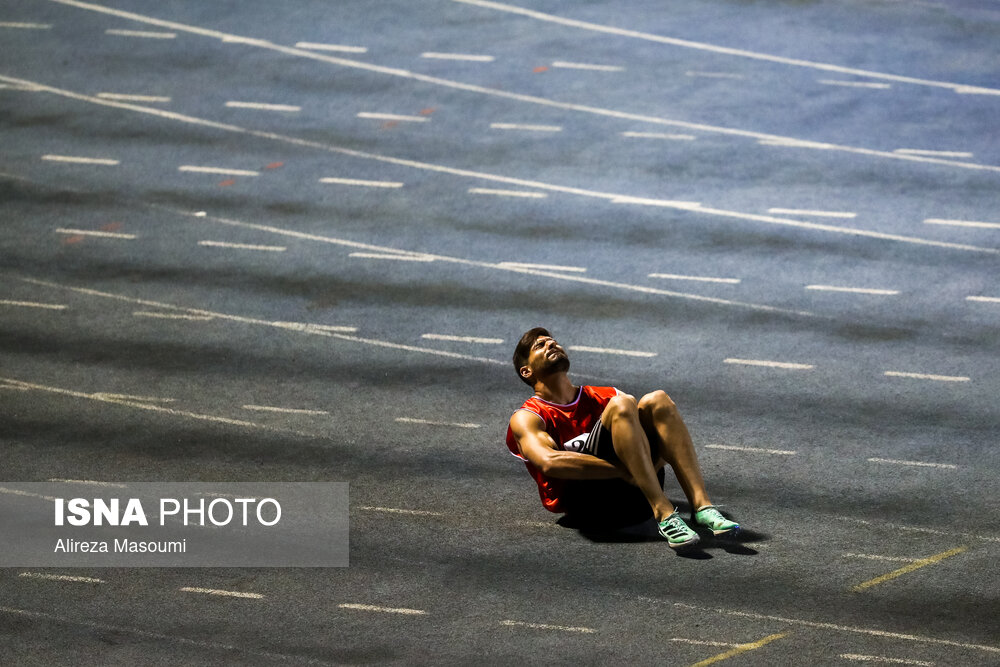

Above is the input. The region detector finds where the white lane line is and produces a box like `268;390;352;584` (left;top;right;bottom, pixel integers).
96;93;170;103
686;71;744;79
452;0;997;96
358;506;445;517
498;261;585;272
649;273;740;284
55;228;135;239
0;299;67;310
768;208;856;219
500;620;596;633
339;603;427;615
468;187;547;198
271;321;358;333
568;345;657;358
294;41;367;53
0;22;52;29
724;358;815;370
91;393;174;403
394;417;481;428
178;165;259;176
320;177;404;188
198;240;286;252
839;654;933;666
843;554;920;563
490;123;562;132
0;382;29;391
225;101;301;112
836;515;1000;544
707;444;797;455
551;61;624;72
19;573;104;583
47;478;129;487
966;295;1000;303
356;112;428;122
241;404;329;415
179;587;264;599
134;310;214;321
894;149;973;159
612;196;702;208
806;285;900;296
105;28;175;38
421;334;504;344
349;252;435;261
421;52;494;62
883;371;970;383
670;638;741;648
819;80;891;90
925;219;1000;230
41;154;118;165
867;458;958;470
622;131;696;141
0;486;58;501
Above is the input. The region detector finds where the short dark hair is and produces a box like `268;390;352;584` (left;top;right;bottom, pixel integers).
512;327;550;386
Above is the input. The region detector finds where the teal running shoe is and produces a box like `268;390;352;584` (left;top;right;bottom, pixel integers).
658;510;700;549
694;505;740;536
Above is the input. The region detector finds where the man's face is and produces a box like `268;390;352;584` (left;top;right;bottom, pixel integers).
522;335;570;382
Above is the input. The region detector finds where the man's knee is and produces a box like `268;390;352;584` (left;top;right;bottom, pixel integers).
638;390;677;420
602;394;639;424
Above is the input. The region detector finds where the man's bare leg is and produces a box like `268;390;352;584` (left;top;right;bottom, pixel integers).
637;391;712;512
600;395;675;521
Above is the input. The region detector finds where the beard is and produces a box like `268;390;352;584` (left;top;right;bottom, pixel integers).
539;352;570;376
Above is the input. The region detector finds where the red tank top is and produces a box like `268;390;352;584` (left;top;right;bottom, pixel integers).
505;385;619;513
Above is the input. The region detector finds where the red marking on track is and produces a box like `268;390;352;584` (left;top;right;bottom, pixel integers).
265;162;284;170
419;108;436;116
101;222;122;232
218;179;236;187
62;235;85;245
381;121;399;129
533;66;548;73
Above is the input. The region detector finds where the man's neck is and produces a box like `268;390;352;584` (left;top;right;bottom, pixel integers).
534;373;578;405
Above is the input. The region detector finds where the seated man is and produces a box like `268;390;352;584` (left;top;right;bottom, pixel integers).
505;327;741;549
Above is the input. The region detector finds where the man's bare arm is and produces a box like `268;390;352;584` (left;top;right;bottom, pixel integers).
509;410;630;481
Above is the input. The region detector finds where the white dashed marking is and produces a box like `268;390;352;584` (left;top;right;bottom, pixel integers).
339;603;427;615
819;80;891;90
19;573;104;583
178;166;259;176
707;444;796;456
490;123;562;132
551;61;623;72
568;345;656;358
468;188;547;198
357;112;428;122
96;93;170;103
241;405;329;415
294;41;367;53
924;218;1000;230
198;240;285;252
724;358;814;370
806;285;899;296
500;620;596;633
179;587;264;599
394;417;481;428
105;28;175;38
649;273;740;284
56;228;135;239
883;371;969;383
497;261;585;272
768;208;856;219
225;101;301;112
0;300;67;310
421;52;494;62
320;177;404;188
42;155;119;165
621;131;696;141
421;334;504;345
867;458;958;470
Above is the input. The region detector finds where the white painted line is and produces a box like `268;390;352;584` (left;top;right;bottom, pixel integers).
198;240;286;252
339;603;427;615
19;573;104;583
358;506;445;517
225;101;301;112
611;196;702;209
867;458;958;470
839;654;933;666
894;149;973;159
320;177;404;188
842;554;919;563
271;321;358;333
883;371;970;383
468;188;547;198
179;587;264;599
925;219;1000;230
954;86;1000;96
178;165;259;176
686;71;744;79
0;383;29;391
707;444;796;456
500;620;596;633
0;486;58;502
47;478;129;487
55;228;135;239
551;61;623;72
91;393;174;404
0;22;52;29
568;345;657;358
349;252;434;261
241;404;329;415
134;310;214;321
421;52;495;62
294;41;367;53
966;295;1000;303
0;299;67;310
356;112;428;122
621;131;696;141
96;93;170;103
724;358;815;370
498;261;585;273
649;273;740;284
767;208;856;218
670;638;740;648
394;417;481;428
806;285;899;296
41;155;118;165
421;333;503;345
819;79;891;90
490;123;562;132
105;28;175;38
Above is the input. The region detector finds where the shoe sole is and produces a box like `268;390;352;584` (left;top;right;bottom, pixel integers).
709;525;740;536
666;535;700;549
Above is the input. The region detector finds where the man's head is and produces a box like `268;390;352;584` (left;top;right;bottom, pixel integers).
513;327;570;387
